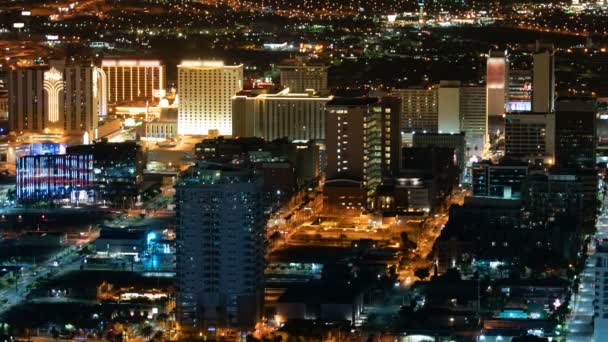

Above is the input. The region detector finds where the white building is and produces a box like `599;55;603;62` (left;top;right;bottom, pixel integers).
437;81;462;134
175;163;264;330
177;61;243;136
232;88;331;141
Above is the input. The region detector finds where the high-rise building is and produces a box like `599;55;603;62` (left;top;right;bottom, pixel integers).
437;81;461;134
175;163;264;331
505;112;555;165
532;48;555;113
232;88;332;141
101;58;165;104
391;87;438;133
16;153;94;201
325;96;401;208
8;61;106;136
507;69;532;112
486;50;508;117
555;97;596;169
277;58;328;93
460;86;487;157
436;81;487;158
412;132;466;171
177;61;243;136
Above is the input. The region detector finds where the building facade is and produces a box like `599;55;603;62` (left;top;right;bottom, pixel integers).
177;61;243;136
175;164;264;330
232;88;331;141
486;50;508;117
8;61;106;136
101;58;166;104
505;112;555;165
391;87;438;133
16;154;94;201
532;49;555;113
278;59;328;93
554;98;596;169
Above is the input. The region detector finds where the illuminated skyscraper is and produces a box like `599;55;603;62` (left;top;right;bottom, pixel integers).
8;60;106;136
101;58;165;104
391;87;438;133
486;50;508;117
177;61;243;136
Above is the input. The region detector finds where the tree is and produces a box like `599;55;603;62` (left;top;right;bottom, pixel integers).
414;267;430;281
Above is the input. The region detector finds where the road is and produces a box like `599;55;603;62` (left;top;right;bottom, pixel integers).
566;196;608;341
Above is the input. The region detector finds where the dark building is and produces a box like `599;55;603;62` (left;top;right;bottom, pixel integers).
412;132;466;171
555;97;596;169
472;160;529;199
67;141;145;204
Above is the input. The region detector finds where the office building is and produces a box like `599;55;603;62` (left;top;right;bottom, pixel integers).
554;98;596;169
175;163;264;330
177;61;243;136
232;88;331;141
507;69;532;112
460;86;487;157
101;58;166;104
472;160;528;199
437;81;461;134
486;50;508;117
325;96;401;209
277;58;328;93
504;112;555;165
412;132;466;170
67;141;145;204
16;154;93;201
8;61;106;136
532;48;555;113
391;87;438;133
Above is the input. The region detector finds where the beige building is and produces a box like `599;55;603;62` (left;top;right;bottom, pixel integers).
177;61;243;136
101;58;165;104
278;59;328;93
232;88;331;141
391;87;437;133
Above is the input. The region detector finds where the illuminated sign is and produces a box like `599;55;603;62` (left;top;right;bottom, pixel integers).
43;68;64;123
13;23;25;29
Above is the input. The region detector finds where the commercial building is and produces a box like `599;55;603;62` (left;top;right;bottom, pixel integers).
391;87;437;133
0;88;8;121
471;160;528;199
532;48;555;113
437;81;487;158
412;132;466;170
177;61;243;136
554;97;596;169
486;50;508;117
94;227;149;257
67;141;145;204
8;60;107;136
175;162;264;330
16;153;93;201
232;88;331;141
324;96;401;209
504;112;555;165
101;58;165;104
507;69;532;112
277;58;328;93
